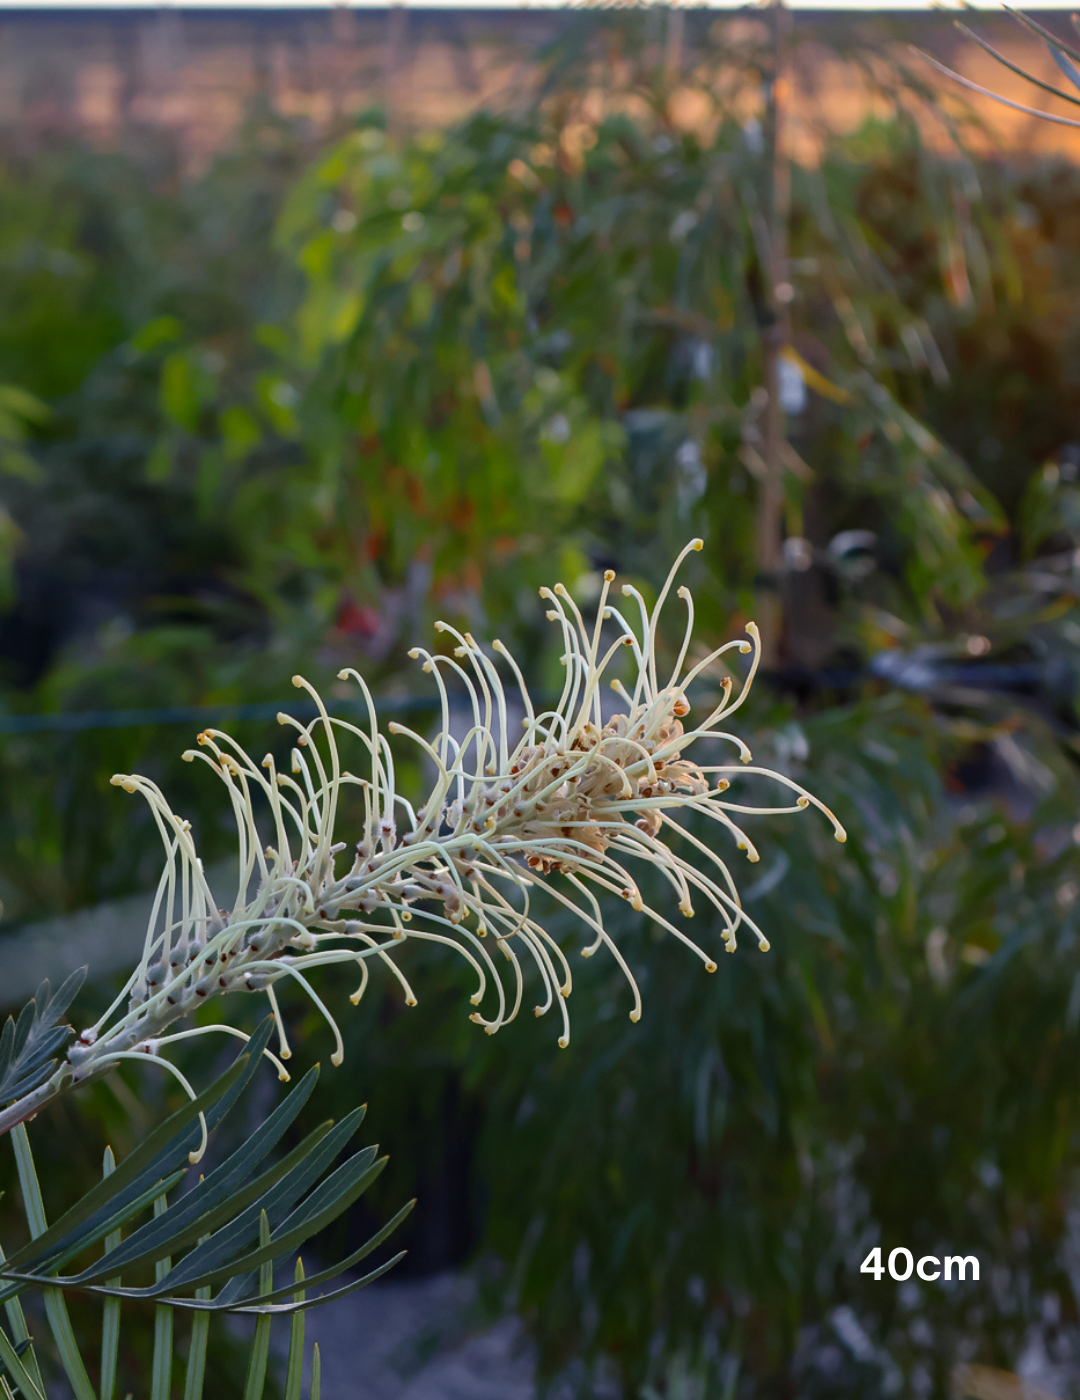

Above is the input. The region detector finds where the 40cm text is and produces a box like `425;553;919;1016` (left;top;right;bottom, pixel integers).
861;1248;979;1282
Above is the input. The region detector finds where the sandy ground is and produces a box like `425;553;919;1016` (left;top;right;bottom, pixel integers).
297;1273;538;1400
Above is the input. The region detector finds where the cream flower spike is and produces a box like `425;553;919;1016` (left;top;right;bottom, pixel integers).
0;541;846;1141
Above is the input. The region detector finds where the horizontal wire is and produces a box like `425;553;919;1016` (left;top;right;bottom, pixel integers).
0;694;440;737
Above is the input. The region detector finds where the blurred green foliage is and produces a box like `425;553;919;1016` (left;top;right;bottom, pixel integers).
2;12;1080;1396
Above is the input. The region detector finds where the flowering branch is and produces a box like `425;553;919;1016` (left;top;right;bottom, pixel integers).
0;541;845;1150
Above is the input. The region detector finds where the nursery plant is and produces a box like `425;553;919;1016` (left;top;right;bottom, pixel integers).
3;12;1080;1396
1;9;1067;933
0;541;845;1398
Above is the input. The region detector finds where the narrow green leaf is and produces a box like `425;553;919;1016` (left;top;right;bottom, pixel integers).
10;1003;34;1065
182;1242;211;1400
236;1249;407;1317
241;1213;273;1400
284;1261;305;1400
150;1195;173;1400
40;970;87;1028
100;1148;122;1400
42;1279;100;1397
0;1244;43;1397
311;1343;320;1400
213;1267;259;1309
0;1019;14;1082
10;1127;96;1400
256;1149;385;1251
0;1321;45;1400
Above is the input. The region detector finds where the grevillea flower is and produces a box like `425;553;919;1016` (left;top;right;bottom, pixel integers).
0;541;845;1154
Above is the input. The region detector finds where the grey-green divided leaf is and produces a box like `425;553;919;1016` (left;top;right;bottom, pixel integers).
157;1147;386;1296
0;1170;188;1305
3;1018;274;1274
95;1111;370;1299
3;1018;409;1325
211;1198;415;1311
62;1066;325;1285
0;970;86;1108
82;1125;377;1302
64;1126;332;1289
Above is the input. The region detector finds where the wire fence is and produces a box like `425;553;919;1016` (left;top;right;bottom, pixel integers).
0;694;441;737
0;654;1069;738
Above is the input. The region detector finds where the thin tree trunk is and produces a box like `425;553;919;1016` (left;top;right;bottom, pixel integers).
384;4;407;143
665;7;684;89
756;0;792;669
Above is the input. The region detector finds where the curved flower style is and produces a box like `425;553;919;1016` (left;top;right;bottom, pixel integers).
0;541;845;1151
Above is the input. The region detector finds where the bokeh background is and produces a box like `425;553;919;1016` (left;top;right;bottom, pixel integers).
3;5;1080;1397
